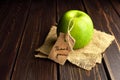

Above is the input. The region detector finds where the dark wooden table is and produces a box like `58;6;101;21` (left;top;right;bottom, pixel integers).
0;0;120;80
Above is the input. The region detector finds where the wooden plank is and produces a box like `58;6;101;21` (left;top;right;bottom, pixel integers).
0;0;11;29
0;0;31;49
57;0;108;80
94;0;120;80
83;0;120;80
97;62;108;80
11;0;57;80
56;0;84;22
0;0;31;80
99;0;120;46
59;62;108;80
110;0;120;16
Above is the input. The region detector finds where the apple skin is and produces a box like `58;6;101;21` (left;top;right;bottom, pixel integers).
57;10;94;49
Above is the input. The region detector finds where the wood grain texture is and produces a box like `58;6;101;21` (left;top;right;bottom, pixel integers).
11;0;57;80
99;0;120;48
0;0;31;80
110;0;120;16
0;0;120;80
83;0;120;80
0;0;11;29
59;62;108;80
56;0;84;22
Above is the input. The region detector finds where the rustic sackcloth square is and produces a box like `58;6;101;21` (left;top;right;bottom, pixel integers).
35;26;114;70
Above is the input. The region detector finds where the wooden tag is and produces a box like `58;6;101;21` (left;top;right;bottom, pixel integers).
48;32;75;65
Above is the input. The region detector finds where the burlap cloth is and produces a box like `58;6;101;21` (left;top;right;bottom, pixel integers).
35;26;114;70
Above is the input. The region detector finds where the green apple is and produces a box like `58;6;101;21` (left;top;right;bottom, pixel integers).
57;10;94;49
